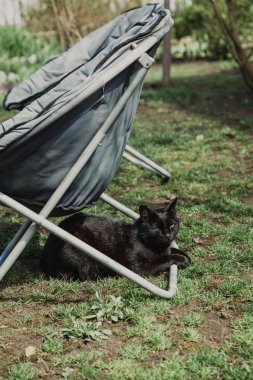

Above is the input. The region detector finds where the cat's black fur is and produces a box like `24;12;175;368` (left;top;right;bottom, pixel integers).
40;198;191;280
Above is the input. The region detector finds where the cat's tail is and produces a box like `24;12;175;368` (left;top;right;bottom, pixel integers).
39;212;86;276
56;212;87;234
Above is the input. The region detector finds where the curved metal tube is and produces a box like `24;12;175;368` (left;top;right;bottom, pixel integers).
124;145;171;179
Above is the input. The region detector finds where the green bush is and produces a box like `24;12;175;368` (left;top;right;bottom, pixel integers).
174;4;229;59
173;0;253;60
25;0;143;50
0;26;59;59
0;26;60;82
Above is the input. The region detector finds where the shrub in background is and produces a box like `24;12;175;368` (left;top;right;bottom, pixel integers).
0;25;58;59
0;25;59;83
24;0;143;50
174;0;253;61
208;0;253;92
174;3;230;59
0;0;143;85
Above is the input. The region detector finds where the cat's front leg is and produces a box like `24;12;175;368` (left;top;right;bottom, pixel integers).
140;251;191;276
170;247;191;264
155;254;190;273
166;253;191;269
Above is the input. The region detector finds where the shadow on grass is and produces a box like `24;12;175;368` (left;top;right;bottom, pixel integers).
0;290;94;304
143;65;253;134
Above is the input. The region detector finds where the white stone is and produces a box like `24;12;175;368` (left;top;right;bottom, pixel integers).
7;72;20;83
0;71;7;85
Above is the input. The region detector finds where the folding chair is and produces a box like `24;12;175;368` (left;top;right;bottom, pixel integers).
3;2;171;181
0;1;178;298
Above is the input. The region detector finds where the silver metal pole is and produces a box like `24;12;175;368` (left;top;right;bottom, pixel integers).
0;193;178;299
0;67;148;280
0;220;31;265
123;152;159;174
125;145;171;179
100;193;139;220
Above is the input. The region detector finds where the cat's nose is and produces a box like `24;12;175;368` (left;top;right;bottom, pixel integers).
166;233;171;239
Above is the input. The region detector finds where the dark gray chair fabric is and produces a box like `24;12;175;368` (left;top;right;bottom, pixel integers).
0;2;173;215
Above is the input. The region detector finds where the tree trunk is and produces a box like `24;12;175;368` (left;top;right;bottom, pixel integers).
209;0;253;93
162;0;171;85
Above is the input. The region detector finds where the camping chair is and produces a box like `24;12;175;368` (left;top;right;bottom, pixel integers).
0;1;178;298
3;3;171;181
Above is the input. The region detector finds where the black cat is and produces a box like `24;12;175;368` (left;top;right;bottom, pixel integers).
40;198;191;280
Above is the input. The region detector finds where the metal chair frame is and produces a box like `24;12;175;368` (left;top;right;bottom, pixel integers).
0;24;178;299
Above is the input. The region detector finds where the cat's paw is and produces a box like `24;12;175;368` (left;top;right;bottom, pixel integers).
176;255;191;269
170;248;191;267
170;251;191;269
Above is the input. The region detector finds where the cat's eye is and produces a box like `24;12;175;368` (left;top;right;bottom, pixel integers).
170;224;175;231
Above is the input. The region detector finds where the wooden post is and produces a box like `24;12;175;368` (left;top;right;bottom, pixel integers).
162;0;171;85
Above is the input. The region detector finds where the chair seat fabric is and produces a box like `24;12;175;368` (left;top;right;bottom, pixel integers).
0;2;173;215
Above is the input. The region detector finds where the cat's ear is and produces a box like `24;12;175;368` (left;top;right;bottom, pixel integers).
139;205;154;223
167;197;177;215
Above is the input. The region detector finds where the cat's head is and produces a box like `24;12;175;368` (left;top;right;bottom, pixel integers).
137;198;179;253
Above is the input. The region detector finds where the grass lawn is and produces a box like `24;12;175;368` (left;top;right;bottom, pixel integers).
0;60;253;380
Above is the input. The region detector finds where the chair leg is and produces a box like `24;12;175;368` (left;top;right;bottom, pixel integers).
0;220;32;266
100;193;139;220
123;152;161;174
124;145;171;180
0;192;177;299
0;220;38;281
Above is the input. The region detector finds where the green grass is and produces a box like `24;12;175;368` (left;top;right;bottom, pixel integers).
8;363;38;380
0;60;253;379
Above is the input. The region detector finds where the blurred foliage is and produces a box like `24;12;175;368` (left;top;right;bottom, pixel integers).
0;25;58;59
174;0;253;60
23;0;252;61
207;0;253;92
1;0;252;88
0;26;59;82
24;0;144;50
